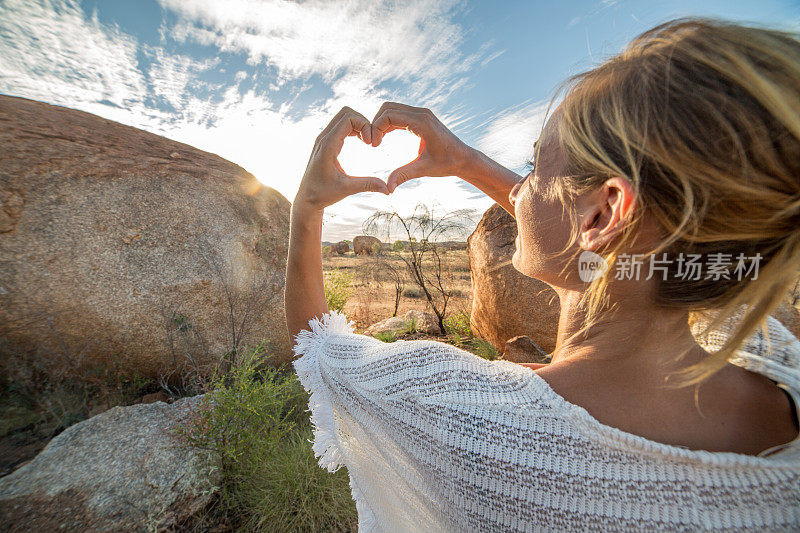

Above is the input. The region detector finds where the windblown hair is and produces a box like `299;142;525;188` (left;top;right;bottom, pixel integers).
541;18;800;384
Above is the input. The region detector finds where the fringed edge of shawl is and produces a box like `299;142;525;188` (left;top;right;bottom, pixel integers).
292;310;381;531
291;309;355;473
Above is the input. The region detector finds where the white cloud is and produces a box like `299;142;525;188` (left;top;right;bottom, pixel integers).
480;49;506;68
0;0;146;111
159;0;483;105
0;0;191;134
164;88;332;202
146;47;219;110
475;99;551;172
0;0;316;203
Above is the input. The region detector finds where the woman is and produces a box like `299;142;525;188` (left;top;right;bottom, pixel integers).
285;18;800;531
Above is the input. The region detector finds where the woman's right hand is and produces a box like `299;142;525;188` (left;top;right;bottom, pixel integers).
370;102;477;193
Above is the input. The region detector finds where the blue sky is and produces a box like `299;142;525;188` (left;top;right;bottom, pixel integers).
1;0;798;241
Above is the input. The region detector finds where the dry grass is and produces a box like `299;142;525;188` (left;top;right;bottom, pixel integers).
323;248;472;331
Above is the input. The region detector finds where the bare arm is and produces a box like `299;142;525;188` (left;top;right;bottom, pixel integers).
285;199;328;341
370;102;525;220
284;107;390;342
458;147;524;219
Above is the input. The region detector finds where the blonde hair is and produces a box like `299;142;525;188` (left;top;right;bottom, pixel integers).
539;18;800;385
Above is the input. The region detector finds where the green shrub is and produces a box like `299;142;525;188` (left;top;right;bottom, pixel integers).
236;424;357;531
173;343;356;531
374;331;398;343
470;338;500;361
444;312;471;337
402;317;417;335
392;240;405;252
446;332;467;348
324;269;354;312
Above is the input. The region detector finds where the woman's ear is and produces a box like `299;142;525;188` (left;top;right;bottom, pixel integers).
578;177;636;251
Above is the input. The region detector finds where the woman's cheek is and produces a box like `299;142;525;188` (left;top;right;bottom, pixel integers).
515;192;574;281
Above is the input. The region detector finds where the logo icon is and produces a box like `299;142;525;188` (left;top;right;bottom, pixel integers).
578;250;608;283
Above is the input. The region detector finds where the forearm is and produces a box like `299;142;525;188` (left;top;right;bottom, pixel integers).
458;147;523;218
284;199;329;342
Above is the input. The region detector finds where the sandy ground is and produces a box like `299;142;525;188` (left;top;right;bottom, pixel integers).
322;247;472;332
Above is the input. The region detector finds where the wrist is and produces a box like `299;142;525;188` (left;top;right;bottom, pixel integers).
291;195;325;217
456;145;489;182
290;197;325;236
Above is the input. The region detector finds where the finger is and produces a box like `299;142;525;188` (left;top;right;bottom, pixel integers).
342;175;390;195
371;108;430;147
317;106;349;140
373;101;424;119
386;159;432;193
370;101;405;146
371;108;428;146
358;121;372;145
329;109;373;155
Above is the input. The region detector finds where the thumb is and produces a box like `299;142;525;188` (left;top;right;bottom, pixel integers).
387;160;430;193
344;176;390;195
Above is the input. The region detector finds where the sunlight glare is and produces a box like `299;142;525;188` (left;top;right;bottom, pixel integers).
338;129;421;179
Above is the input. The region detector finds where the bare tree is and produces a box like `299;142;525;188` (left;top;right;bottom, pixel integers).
359;258;405;317
363;204;475;333
194;240;283;376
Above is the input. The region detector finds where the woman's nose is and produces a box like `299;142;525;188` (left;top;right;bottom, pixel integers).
509;180;523;207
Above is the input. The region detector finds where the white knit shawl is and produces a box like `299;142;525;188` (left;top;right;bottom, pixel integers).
292;310;800;532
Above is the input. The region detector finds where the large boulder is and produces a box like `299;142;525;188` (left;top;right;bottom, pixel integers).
353;235;381;256
365;310;440;336
332;241;350;255
502;335;552;364
467;203;561;355
0;395;219;531
0;96;292;379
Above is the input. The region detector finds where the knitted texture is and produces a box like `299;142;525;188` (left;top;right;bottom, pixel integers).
293;310;800;532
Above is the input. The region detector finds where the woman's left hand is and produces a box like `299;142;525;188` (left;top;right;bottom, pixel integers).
295;106;390;211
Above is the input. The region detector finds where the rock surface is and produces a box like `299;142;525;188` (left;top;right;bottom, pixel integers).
0;96;292;378
467;203;561;354
0;394;219;532
140;391;171;404
365;310;440;336
332;241;350;255
502;335;552;364
353;235;381;255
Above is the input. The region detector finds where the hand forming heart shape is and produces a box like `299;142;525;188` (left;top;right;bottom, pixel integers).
294;103;471;211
